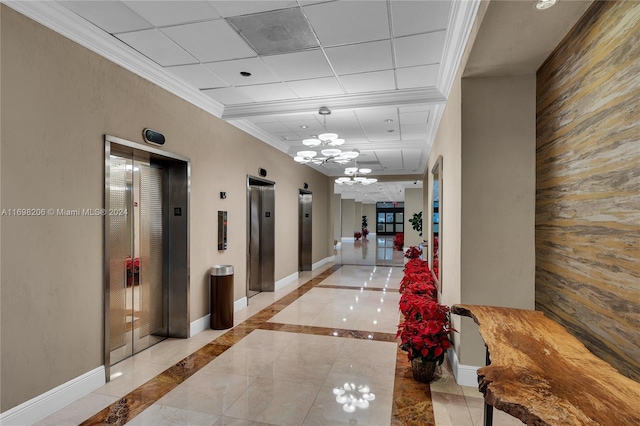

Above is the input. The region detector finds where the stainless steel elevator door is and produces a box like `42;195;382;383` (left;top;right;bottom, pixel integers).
247;178;275;299
107;155;167;366
248;186;262;298
299;191;312;271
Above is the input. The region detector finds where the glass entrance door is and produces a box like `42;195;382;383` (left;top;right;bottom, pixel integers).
376;209;404;235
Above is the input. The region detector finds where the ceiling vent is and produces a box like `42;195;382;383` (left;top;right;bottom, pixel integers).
226;7;319;55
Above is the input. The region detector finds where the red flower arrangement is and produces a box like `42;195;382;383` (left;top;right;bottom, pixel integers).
396;253;454;366
354;231;362;241
393;232;404;250
404;246;422;259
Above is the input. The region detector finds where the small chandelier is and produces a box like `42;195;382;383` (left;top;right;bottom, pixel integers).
335;163;377;186
294;107;360;165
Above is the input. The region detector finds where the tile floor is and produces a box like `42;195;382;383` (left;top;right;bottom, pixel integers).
34;237;521;426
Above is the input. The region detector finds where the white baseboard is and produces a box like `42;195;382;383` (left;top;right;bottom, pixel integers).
0;366;105;426
448;349;480;387
312;255;335;271
234;296;247;312
275;271;299;291
190;314;211;337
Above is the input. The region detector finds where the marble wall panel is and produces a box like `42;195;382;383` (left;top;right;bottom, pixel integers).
536;1;640;381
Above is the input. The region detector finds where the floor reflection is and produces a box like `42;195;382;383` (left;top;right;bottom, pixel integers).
338;236;405;266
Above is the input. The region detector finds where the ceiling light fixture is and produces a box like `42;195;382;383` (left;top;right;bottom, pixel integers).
335;162;377;186
294;107;360;165
535;0;557;10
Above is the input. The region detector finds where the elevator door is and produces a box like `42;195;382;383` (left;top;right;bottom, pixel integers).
299;190;312;271
247;177;275;298
107;154;167;366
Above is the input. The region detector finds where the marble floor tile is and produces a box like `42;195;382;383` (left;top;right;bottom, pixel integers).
38;239;507;426
223;378;321;425
126;404;220;426
33;393;119;426
156;370;257;415
302;385;393;425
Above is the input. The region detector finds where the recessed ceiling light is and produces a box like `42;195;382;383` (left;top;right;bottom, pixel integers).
535;0;557;10
300;125;308;129
385;119;393;123
240;71;252;77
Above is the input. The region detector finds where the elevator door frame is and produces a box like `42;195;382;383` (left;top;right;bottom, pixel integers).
246;176;275;300
104;135;190;382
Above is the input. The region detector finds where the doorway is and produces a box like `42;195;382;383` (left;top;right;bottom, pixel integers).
298;190;312;271
247;176;275;298
104;135;189;379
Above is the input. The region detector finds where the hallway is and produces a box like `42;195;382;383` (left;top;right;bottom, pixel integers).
35;238;519;426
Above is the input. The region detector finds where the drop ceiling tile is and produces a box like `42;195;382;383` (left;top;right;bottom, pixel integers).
123;1;221;27
325;40;393;75
209;1;299;18
202;87;253;105
161;20;256;62
286;77;344;98
399;109;430;124
395;31;446;68
355;108;399;124
116;29;197;67
255;122;293;133
303;1;390;46
376;151;403;169
402;149;423;171
275;112;321;124
60;1;152;34
339;70;396;94
391;1;452;37
205;58;280;86
237;83;298;102
396;64;439;89
401;123;428;138
261;50;334;81
165;64;229;89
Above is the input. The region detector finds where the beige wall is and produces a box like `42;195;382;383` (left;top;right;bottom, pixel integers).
362;204;376;235
459;75;536;366
354;202;362;234
331;193;342;244
426;81;464;353
404;187;423;247
340;199;355;238
0;7;331;411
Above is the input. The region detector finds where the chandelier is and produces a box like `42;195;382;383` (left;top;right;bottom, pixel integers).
294;107;360;165
335;163;377;186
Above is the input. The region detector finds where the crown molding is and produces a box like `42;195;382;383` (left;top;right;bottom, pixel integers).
436;0;481;98
226;119;291;153
222;88;446;119
4;1;225;119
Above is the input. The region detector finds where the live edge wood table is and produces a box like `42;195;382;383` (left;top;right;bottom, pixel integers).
452;304;640;426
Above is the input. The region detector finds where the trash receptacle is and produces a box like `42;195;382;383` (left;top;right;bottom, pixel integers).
210;265;234;329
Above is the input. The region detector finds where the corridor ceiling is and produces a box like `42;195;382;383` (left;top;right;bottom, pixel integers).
7;0;591;202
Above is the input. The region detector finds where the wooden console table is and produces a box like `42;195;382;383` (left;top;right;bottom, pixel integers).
452;304;640;426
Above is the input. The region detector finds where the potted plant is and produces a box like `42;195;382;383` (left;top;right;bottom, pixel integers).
409;211;422;237
396;253;454;383
397;294;453;382
361;215;369;239
354;231;362;241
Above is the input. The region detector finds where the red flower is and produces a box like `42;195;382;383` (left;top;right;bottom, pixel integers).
404;246;422;259
396;254;455;364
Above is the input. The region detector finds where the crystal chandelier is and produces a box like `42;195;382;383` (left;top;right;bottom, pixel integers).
335;163;377;186
294;107;360;165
